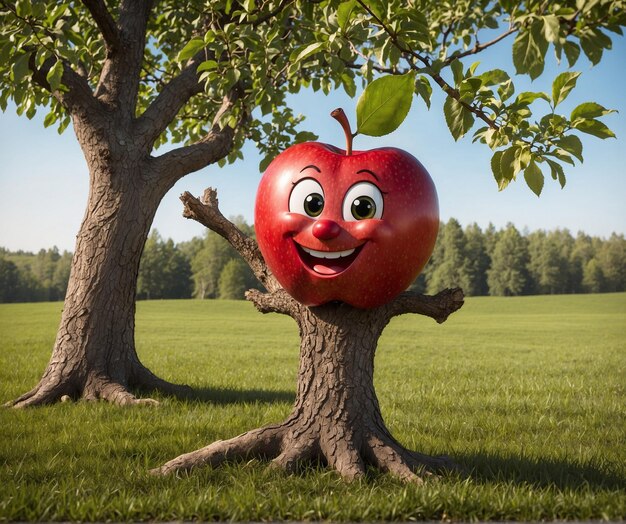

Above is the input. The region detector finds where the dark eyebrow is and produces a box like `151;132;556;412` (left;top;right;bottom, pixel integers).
300;165;321;173
356;169;379;181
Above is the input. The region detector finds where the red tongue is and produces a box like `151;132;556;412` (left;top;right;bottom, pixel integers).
313;263;343;275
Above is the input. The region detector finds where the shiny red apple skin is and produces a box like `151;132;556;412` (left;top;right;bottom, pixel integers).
254;141;439;308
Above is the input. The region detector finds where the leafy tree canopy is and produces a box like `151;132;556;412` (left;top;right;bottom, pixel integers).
0;0;623;194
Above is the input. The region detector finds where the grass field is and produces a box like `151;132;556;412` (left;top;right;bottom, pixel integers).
0;294;625;521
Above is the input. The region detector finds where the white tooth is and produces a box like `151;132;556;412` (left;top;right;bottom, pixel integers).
302;247;355;259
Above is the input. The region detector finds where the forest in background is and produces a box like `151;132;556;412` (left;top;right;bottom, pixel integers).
1;217;624;303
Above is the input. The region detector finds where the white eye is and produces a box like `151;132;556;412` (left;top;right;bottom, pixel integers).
289;178;325;218
342;182;384;221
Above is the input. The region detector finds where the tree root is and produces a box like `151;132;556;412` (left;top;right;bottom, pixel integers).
6;362;192;408
151;420;458;482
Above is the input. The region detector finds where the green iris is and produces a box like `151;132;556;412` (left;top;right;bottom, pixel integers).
351;196;376;220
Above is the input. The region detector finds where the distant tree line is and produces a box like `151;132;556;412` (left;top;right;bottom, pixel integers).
0;247;72;302
1;219;624;303
412;220;625;296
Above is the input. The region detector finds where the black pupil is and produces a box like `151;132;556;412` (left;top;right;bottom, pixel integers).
304;193;324;217
352;197;376;219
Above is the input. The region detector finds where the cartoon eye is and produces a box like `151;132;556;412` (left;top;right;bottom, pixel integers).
289;178;325;218
342;182;384;221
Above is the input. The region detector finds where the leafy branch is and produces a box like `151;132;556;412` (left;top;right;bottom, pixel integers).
345;0;621;196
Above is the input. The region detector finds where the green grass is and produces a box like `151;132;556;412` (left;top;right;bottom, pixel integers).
0;294;625;521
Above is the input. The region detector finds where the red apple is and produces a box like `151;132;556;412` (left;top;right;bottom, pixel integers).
254;111;439;308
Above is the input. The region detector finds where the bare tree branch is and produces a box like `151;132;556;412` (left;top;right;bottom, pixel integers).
81;0;121;53
382;288;465;324
443;26;517;66
179;188;281;293
245;289;301;317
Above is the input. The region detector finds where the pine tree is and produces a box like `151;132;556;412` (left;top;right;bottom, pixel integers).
487;224;529;296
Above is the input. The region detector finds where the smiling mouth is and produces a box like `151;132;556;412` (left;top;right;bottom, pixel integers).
295;243;363;276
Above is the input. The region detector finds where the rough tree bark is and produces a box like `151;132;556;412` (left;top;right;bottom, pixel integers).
7;0;236;407
151;188;464;481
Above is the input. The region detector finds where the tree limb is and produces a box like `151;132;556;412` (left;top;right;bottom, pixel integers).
442;26;517;66
245;289;301;317
179;188;281;293
134;53;205;150
28;54;101;116
382;288;464;324
153;125;235;188
81;0;121;53
94;0;153;111
151;86;243;186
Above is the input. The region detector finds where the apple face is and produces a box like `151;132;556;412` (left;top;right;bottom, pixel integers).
254;141;439;308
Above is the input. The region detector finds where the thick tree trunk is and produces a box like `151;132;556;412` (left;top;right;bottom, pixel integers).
151;190;464;481
152;299;460;481
7;150;190;407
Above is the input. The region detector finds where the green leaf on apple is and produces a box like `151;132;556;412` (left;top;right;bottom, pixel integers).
355;72;416;137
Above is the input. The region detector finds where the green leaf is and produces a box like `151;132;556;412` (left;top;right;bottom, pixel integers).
337;0;357;31
542;14;560;42
356;72;415;136
11;53;31;83
341;72;356;97
512;23;547;80
491;150;507;190
580;33;602;64
552;71;580;107
46;60;64;92
557;135;583;162
294;131;318;143
514;91;550;106
362;0;385;20
259;154;273;172
477;69;509;86
43;111;57;128
289;41;326;64
571;102;615;121
177;38;204;62
197;60;218;72
450;59;464;86
443;96;474;141
563;41;580;67
16;0;32;17
524;160;544;196
499;146;520;183
414;75;432;109
551;148;575;166
572;118;616;139
459;78;482;102
546;158;566;188
498;79;514;102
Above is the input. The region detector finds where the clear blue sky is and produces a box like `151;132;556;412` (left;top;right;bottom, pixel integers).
1;36;625;253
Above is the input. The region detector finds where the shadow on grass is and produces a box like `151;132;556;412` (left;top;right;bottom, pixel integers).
176;386;295;405
457;451;626;490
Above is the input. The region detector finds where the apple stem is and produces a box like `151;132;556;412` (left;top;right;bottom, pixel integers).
330;108;355;156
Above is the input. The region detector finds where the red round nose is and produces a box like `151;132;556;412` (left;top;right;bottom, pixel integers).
312;219;341;240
